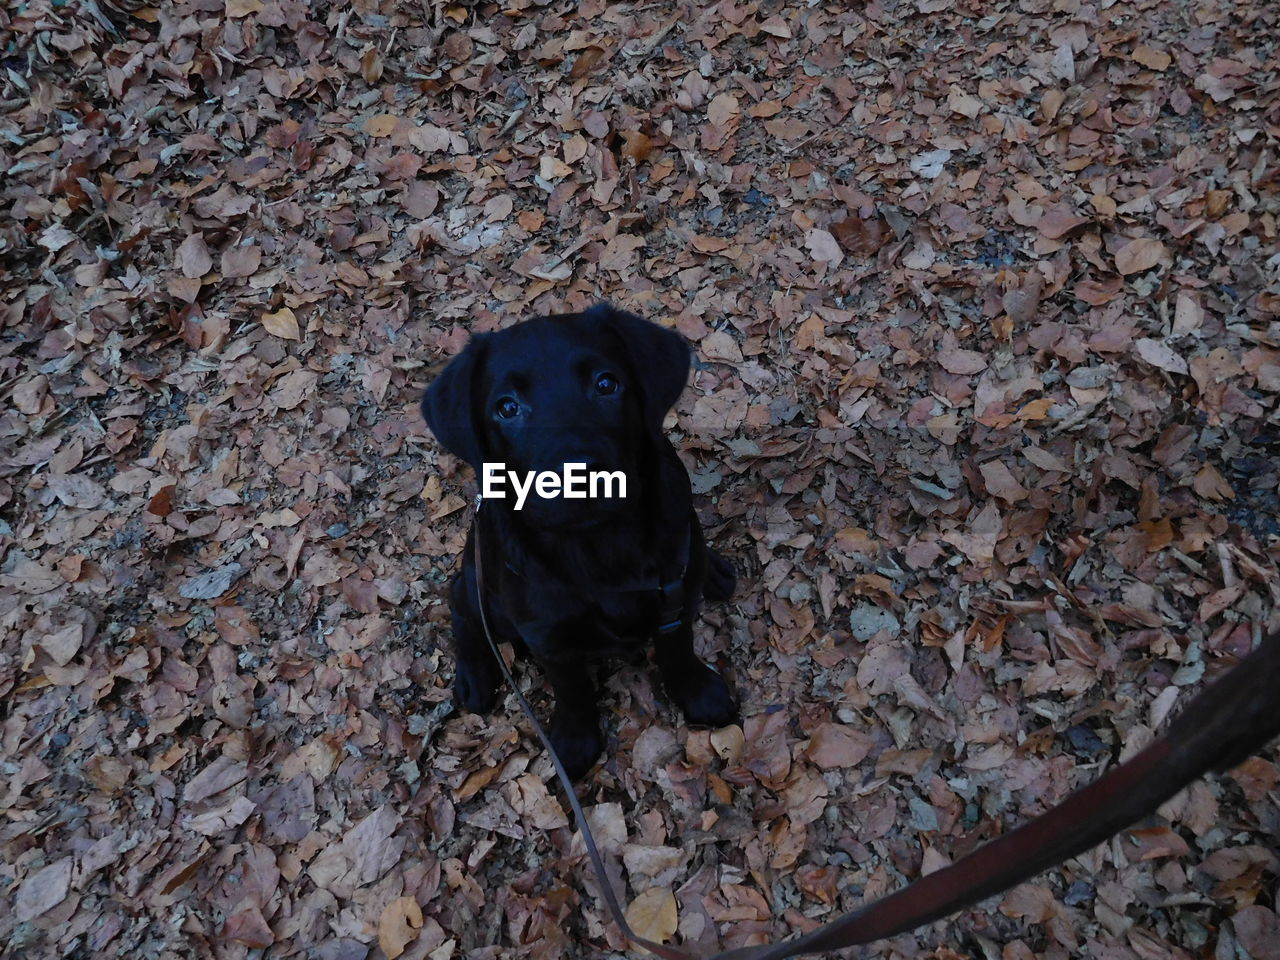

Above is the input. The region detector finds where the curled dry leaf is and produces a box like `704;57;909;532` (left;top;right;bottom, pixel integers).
710;724;745;763
222;904;274;948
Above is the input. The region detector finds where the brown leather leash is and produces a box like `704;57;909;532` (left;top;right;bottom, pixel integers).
469;505;1280;959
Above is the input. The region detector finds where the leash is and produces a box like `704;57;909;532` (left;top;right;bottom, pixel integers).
470;501;693;960
468;504;1280;959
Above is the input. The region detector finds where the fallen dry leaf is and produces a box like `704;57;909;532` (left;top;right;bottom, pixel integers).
262;307;301;340
3;1;1276;956
14;859;72;922
624;887;678;946
1114;237;1167;275
805;229;844;268
379;897;424;960
177;233;213;278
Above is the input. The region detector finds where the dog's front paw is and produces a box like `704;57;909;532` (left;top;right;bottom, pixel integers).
549;715;604;781
670;663;738;729
453;655;500;714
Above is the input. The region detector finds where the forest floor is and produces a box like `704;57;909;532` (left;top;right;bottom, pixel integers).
2;0;1279;958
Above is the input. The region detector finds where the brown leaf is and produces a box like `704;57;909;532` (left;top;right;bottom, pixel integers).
1040;87;1065;121
402;181;440;219
345;805;404;886
741;710;791;787
947;84;983;118
223;904;274;948
979;459;1027;503
262;307;301;340
1126;825;1191;860
221;243;263;279
1233;907;1280;960
759;14;791;38
598;234;645;272
707;93;740;127
621;130;654;163
40;622;85;666
184;755;249;802
147;483;176;517
361;47;384;84
13;375;48;415
624;887;678;945
1037;205;1088;240
1192;463;1234;501
1172;292;1204;334
364;113;399;137
701;330;743;363
1134;338;1189;375
378;897;423;960
805;228;843;267
1073;277;1124;305
46;474;106;508
1001;274;1043;324
941;500;1002;565
831;213;886;255
938;347;987;376
1114;237;1166;275
805;723;872;769
569;45;607;79
507;774;568;830
185;795;257;835
1131;45;1172;71
1000;883;1056;922
177;233;213;278
710;724;745;764
225;0;264;17
14;858;72;922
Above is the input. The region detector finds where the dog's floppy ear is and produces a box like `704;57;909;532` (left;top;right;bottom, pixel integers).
587;303;691;433
421;336;488;471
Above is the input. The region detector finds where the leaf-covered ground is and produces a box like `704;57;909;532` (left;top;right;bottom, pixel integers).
2;0;1279;957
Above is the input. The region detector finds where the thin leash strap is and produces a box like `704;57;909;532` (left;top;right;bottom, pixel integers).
470;503;696;960
715;627;1280;959
468;498;1280;960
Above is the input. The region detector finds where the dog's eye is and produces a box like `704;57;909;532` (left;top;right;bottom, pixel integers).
595;373;619;395
495;397;520;419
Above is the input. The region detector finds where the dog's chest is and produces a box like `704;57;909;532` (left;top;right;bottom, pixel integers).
596;583;661;639
556;583;663;660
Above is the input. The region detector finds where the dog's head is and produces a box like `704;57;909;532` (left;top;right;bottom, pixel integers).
422;303;691;528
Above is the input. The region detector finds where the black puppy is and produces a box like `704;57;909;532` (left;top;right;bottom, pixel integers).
422;303;738;779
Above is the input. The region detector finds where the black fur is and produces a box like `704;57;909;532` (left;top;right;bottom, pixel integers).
422;303;738;779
